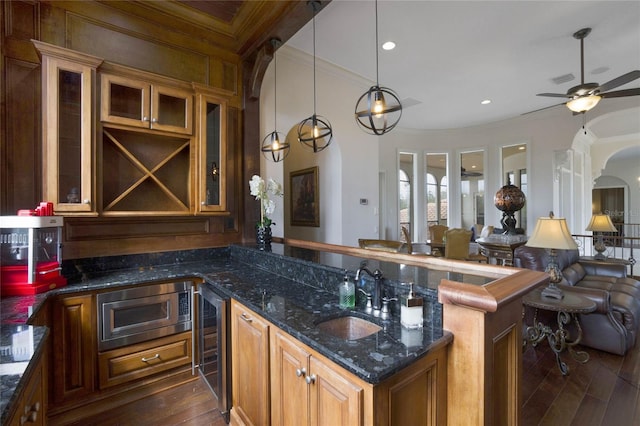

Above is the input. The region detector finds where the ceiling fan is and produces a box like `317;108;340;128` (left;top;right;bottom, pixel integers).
537;28;640;114
461;167;482;178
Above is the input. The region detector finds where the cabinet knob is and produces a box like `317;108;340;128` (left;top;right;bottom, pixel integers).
142;116;149;122
295;367;306;378
151;117;158;123
305;374;316;385
83;199;91;204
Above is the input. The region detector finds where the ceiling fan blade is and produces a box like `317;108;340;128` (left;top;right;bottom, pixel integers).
537;92;570;98
597;70;640;93
601;88;640;98
521;102;565;115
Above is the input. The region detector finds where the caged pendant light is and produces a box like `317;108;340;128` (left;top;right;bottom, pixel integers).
354;0;402;135
261;38;290;162
298;1;333;153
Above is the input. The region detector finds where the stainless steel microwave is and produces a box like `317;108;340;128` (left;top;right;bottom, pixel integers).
97;281;192;351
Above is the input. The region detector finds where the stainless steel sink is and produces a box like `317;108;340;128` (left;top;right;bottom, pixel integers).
316;316;382;340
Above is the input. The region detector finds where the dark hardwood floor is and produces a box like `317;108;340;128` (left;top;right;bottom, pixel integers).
64;338;639;426
66;378;227;426
522;337;640;426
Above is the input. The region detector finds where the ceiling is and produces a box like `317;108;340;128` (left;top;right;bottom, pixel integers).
284;0;640;130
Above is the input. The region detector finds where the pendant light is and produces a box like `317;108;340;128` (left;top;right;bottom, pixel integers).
355;0;402;135
261;38;290;162
298;1;332;153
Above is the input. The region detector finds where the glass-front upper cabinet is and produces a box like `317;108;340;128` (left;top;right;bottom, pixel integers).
100;72;193;135
195;87;228;214
34;41;103;215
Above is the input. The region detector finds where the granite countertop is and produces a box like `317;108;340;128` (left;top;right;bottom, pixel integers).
0;243;467;421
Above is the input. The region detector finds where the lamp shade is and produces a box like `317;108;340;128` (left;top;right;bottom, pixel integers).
585;214;617;233
526;217;578;250
566;95;601;113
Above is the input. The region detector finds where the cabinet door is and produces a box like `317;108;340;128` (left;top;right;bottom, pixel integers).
101;74;192;135
36;41;102;214
195;92;227;213
51;294;96;405
6;351;46;426
309;356;364;426
271;330;310;426
151;84;193;135
100;74;151;130
230;300;270;426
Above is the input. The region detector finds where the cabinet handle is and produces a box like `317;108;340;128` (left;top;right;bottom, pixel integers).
305;374;316;385
241;313;253;323
295;367;307;378
141;353;160;362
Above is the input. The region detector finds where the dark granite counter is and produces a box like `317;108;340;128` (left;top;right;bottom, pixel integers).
1;242;498;421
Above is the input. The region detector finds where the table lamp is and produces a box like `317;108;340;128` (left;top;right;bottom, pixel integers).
526;214;578;299
585;214;617;260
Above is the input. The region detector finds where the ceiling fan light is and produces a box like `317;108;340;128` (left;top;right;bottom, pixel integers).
566;94;601;113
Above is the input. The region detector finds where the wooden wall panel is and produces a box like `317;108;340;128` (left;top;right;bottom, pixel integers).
66;14;209;85
2;58;41;215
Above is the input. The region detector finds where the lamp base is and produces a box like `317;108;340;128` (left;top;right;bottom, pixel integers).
541;284;564;300
593;252;607;260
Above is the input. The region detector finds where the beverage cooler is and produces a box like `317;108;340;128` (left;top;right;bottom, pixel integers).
0;215;67;295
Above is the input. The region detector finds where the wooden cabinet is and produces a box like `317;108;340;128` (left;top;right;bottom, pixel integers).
50;293;96;406
98;331;192;389
271;330;364;426
231;300;447;426
194;85;229;214
100;73;193;135
230;299;271;426
4;346;47;426
33;41;103;215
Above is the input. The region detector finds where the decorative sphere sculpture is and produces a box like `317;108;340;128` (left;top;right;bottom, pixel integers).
494;180;526;235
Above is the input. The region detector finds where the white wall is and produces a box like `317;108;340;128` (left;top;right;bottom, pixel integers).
261;46;640;245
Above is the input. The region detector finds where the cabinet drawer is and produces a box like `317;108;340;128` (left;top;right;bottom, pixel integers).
98;331;192;389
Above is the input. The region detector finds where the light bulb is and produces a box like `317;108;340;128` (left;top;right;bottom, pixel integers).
313;126;320;138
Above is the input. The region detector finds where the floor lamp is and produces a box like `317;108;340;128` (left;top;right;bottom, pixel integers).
526;215;578;299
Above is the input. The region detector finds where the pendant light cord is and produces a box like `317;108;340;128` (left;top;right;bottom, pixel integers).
312;8;317;115
274;46;278;129
375;0;380;86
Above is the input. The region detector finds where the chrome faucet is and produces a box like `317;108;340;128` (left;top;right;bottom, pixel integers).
355;264;384;313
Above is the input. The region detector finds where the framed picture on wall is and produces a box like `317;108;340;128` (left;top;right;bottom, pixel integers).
290;166;319;227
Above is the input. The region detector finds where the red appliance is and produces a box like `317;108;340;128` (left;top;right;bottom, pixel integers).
1;215;67;296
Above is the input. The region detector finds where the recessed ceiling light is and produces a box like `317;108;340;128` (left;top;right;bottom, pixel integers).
382;41;396;50
481;99;491;105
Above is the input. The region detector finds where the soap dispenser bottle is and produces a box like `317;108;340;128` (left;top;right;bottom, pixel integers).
401;282;424;329
339;274;355;308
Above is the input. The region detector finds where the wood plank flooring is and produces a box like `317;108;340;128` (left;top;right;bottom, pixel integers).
64;338;638;425
522;337;640;426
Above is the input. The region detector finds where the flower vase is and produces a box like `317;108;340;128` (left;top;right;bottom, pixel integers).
256;224;272;248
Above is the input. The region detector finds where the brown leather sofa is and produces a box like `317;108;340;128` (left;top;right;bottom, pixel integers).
514;246;640;355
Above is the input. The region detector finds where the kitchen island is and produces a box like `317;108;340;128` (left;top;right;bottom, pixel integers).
1;241;546;424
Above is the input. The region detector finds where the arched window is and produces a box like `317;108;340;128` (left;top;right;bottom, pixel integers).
399;169;411;232
440;175;448;222
426;173;438;225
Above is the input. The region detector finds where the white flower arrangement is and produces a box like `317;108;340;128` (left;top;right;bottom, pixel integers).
249;175;283;228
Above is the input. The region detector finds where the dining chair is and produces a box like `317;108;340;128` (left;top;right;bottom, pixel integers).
444;228;487;263
401;226;413;254
428;224;448;256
